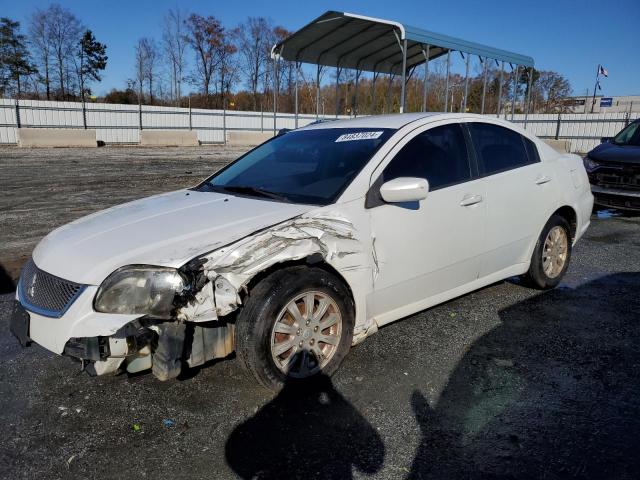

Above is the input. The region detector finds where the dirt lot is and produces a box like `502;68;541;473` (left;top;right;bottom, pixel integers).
0;145;247;281
0;146;639;479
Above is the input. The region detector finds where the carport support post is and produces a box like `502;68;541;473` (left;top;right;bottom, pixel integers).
294;61;300;128
524;67;533;128
444;50;451;112
335;66;342;118
272;56;278;135
222;97;227;143
496;61;504;117
511;65;519;121
14;98;20;128
422;45;430;112
463;52;470;112
315;65;322;120
400;39;407;113
316;65;322;120
386;74;395;113
354;69;360;117
481;57;488;115
371;72;379;115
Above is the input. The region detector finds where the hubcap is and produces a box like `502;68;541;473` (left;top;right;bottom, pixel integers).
542;226;568;278
270;291;342;378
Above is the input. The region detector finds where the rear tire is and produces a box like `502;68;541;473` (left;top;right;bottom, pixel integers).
235;266;354;391
524;214;572;290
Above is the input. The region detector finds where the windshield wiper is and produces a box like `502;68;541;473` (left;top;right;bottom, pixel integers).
221;185;290;202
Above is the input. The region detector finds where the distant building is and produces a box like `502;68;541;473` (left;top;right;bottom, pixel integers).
563;95;640;113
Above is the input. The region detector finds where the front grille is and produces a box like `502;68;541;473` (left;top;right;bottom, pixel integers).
590;163;640;190
18;258;86;317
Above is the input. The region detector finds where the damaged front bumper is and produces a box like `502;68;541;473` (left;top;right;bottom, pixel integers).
13;210;371;380
12;286;235;379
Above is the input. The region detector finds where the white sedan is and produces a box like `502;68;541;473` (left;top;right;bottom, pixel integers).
11;113;594;389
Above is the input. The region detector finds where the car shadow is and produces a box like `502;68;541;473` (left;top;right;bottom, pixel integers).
225;373;385;479
0;264;16;294
407;272;640;479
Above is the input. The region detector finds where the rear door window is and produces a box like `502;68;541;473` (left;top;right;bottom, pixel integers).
468;123;537;176
382;123;472;190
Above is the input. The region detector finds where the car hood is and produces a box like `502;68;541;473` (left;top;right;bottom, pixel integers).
588;142;640;165
33;190;313;285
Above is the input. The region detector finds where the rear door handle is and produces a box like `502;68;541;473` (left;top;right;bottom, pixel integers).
460;194;483;207
535;175;552;185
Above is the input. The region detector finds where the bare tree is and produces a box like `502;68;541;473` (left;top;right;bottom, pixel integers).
162;8;187;104
184;14;224;98
273;26;294;108
28;8;52;99
218;27;238;105
134;38;148;104
46;4;82;99
133;38;159;104
261;25;278;107
536;70;572;113
143;38;159;104
234;17;271;110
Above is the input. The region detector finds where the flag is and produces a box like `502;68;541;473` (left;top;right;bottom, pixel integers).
596;80;602;91
599;65;608;77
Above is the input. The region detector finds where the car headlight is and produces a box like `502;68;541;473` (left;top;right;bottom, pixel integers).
94;266;187;317
583;156;599;172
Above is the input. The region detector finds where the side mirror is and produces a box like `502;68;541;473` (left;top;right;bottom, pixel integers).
379;177;429;203
600;137;612;144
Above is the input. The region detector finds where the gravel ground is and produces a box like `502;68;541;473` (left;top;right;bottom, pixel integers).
0;146;639;479
0;145;246;281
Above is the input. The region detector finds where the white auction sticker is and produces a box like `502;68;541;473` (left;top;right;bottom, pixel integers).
335;131;384;142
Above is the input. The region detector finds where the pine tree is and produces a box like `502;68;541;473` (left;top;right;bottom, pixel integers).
77;29;107;101
0;17;37;97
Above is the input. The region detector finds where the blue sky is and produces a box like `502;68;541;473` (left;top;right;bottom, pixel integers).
2;0;638;97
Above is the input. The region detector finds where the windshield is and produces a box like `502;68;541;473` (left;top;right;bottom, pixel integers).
613;121;640;146
196;128;396;205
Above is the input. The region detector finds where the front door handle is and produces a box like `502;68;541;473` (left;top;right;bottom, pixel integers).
460;194;483;207
535;175;552;185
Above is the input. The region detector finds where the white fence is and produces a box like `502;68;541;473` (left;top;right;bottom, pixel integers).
0;98;342;145
509;112;635;153
0;98;636;153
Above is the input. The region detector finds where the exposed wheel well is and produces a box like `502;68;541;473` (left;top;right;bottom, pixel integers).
553;206;577;241
241;255;356;313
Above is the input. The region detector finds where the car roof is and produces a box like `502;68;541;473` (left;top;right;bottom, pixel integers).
297;112;506;131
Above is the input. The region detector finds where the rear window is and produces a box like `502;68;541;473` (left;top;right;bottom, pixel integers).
468;123;537;176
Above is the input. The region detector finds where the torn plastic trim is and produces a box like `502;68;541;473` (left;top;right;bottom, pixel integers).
64;316;235;379
64;318;157;376
176;211;361;323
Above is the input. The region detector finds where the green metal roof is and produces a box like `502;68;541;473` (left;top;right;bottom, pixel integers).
272;11;534;75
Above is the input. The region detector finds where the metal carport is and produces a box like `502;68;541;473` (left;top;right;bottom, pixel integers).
271;11;535;128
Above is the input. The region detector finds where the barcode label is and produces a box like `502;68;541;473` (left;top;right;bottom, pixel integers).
335;131;384;142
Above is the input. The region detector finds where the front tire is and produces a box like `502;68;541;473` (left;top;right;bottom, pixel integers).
235;266;354;390
524;214;572;289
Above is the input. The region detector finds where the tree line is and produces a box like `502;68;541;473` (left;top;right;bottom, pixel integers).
0;5;106;103
0;4;574;114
